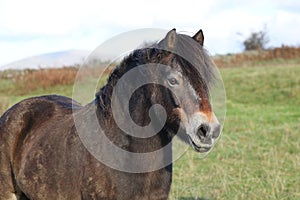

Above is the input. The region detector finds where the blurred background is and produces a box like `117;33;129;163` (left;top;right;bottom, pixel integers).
0;0;299;199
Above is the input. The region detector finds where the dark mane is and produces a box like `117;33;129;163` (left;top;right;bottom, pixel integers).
96;32;217;111
173;33;218;89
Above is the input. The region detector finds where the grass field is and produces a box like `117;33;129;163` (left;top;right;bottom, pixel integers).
0;64;299;199
171;65;300;199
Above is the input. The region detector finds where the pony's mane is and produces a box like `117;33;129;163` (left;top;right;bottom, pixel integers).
95;32;218;111
174;33;217;88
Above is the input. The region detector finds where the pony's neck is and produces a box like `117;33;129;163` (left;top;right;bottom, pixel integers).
94;48;173;168
96;85;172;152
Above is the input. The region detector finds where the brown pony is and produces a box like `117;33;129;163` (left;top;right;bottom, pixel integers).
0;29;221;200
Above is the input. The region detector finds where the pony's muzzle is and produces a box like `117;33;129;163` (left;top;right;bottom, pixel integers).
191;122;221;152
183;111;221;153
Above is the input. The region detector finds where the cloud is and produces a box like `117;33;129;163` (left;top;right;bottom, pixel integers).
1;0;300;66
268;10;300;46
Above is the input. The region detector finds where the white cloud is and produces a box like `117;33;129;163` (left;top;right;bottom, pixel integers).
1;0;300;66
268;10;300;46
0;0;78;35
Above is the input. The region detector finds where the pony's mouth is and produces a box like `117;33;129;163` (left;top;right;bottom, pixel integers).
188;136;212;153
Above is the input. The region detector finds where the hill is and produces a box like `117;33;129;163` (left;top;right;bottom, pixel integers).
0;50;90;71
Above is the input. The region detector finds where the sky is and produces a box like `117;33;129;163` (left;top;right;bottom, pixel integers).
1;0;300;67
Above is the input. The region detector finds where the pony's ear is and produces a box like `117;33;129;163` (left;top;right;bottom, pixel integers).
164;28;177;50
193;29;204;46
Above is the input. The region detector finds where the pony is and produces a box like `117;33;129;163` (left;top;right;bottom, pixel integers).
0;29;221;200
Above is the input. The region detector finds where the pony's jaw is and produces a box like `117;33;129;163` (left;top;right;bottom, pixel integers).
188;137;214;153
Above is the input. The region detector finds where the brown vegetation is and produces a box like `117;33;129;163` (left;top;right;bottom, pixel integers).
13;67;78;94
0;62;114;95
214;46;300;68
1;46;299;95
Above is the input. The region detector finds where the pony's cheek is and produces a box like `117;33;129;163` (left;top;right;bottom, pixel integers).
173;108;188;128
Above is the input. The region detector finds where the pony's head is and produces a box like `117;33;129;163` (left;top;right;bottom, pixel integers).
150;29;221;153
100;28;221;153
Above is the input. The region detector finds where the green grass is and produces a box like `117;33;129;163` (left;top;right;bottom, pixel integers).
0;65;299;199
170;65;300;199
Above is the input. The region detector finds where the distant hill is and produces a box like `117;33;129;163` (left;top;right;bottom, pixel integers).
0;50;90;71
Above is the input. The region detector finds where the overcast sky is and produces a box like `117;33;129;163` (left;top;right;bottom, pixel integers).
1;0;300;67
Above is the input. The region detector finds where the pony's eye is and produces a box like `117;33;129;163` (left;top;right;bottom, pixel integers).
168;77;179;86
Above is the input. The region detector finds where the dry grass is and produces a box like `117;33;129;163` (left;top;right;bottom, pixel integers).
0;64;113;96
214;46;300;68
13;68;78;95
2;46;299;96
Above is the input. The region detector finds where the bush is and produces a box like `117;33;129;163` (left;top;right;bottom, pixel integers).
243;29;269;51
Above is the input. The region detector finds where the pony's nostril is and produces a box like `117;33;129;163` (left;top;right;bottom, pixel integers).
197;124;210;138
